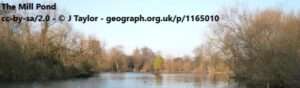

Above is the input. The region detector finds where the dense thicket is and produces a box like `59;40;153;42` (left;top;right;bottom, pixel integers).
0;10;104;81
212;9;300;88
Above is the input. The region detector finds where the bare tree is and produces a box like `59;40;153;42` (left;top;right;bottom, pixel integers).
212;8;300;88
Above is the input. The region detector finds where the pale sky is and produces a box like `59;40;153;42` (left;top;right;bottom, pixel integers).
11;0;300;57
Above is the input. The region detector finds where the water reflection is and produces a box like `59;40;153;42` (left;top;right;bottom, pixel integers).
154;73;162;86
0;72;238;88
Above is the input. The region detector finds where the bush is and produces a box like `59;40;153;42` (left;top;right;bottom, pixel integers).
213;9;300;88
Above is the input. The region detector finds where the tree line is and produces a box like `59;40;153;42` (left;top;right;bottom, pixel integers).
3;4;299;88
0;9;229;81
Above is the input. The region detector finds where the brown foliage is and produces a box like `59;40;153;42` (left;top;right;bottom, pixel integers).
213;8;300;88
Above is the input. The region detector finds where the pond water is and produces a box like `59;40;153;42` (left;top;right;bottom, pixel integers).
0;73;239;88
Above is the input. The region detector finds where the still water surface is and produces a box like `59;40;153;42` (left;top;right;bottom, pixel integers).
0;73;238;88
